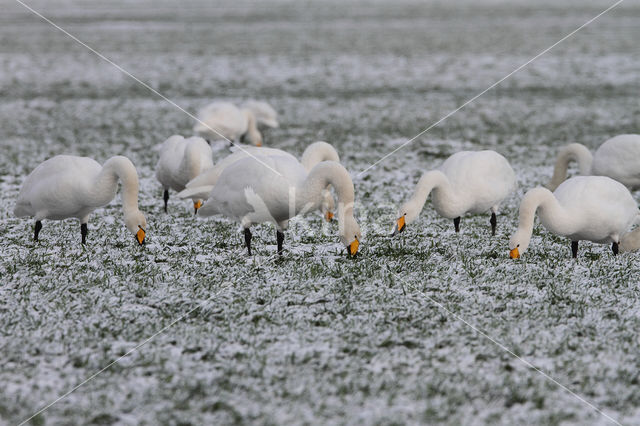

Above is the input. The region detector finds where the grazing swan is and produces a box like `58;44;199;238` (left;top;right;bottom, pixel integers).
197;155;361;256
177;141;340;221
155;135;213;214
509;176;639;259
241;100;279;129
547;134;640;191
193;101;262;146
14;155;147;245
392;151;516;236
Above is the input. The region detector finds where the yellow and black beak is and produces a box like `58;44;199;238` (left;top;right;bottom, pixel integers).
392;214;406;236
348;237;359;257
325;211;334;222
136;226;146;246
509;247;519;259
194;200;202;215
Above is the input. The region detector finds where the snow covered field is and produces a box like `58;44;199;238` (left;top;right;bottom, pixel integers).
1;0;640;424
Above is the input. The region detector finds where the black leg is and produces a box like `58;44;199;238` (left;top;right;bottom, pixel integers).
490;212;497;236
612;242;619;256
163;189;169;213
81;223;88;244
453;217;461;233
277;230;284;255
571;241;578;258
244;228;252;256
34;220;42;241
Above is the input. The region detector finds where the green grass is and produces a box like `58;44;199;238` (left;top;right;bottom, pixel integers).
1;0;640;424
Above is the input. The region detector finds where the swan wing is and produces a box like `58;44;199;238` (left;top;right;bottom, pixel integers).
14;155;101;219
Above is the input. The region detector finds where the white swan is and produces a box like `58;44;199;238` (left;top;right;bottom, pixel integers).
509;176;639;259
241;100;279;129
197;155;361;256
14;155;147;245
393;151;516;236
177;141;340;221
547;134;640;191
193;101;262;146
155;135;213;214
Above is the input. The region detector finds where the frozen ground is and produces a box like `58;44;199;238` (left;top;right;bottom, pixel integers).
1;0;640;424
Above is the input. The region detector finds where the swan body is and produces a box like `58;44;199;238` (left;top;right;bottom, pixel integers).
14;155;147;245
394;150;516;235
547;134;640;191
241;100;279;129
510;176;639;258
197;155;360;256
155;135;213;213
178;142;340;219
193;101;262;146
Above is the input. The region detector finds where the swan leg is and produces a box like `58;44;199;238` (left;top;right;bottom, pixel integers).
277;230;284;255
163;189;169;213
490;213;497;236
453;217;461;233
612;242;619;256
244;228;252;256
81;223;88;244
571;241;578;258
34;220;42;241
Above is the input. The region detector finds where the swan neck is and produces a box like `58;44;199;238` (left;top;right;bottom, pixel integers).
180;142;201;181
517;187;570;242
402;171;451;223
299;161;354;216
548;143;593;190
300;142;340;171
97;156;140;213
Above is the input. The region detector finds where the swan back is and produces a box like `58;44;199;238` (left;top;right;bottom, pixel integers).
198;155;307;225
551;176;638;242
591;134;640;190
437;151;516;213
194;102;248;141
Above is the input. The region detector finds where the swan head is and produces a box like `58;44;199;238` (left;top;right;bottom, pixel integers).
193;199;203;215
321;188;335;222
125;210;147;245
508;229;531;259
392;201;421;235
339;214;361;256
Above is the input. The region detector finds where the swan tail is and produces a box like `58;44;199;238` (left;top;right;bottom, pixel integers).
176;186;213;201
13;200;34;218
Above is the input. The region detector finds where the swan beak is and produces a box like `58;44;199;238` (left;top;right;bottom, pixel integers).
325;211;334;222
256;141;262;147
194;200;202;215
136;227;146;245
348;237;359;257
509;247;520;259
392;215;406;236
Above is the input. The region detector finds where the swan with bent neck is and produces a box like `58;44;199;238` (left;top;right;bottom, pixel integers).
510;176;639;259
197;155;361;256
393;150;516;236
178;141;340;221
193;101;262;146
547;134;640;191
14;155;147;245
155;135;213;214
